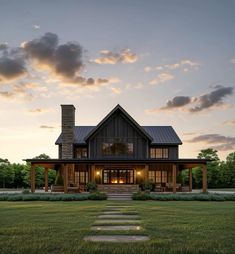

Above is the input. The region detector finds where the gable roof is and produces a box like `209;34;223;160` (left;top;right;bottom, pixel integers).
55;125;182;145
84;104;153;141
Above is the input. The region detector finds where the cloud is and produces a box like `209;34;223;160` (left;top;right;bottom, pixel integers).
186;134;235;151
149;72;174;85
160;96;192;109
110;87;122;94
223;119;235;126
0;57;26;81
189;86;234;112
144;66;152;72
230;58;235;64
27;108;51;114
151;86;234;113
0;82;48;100
32;25;40;30
40;125;55;129
92;49;138;64
145;59;199;73
0;43;8;51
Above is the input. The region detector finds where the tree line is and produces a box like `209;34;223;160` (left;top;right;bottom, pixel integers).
0;154;56;188
180;149;235;188
0;149;235;189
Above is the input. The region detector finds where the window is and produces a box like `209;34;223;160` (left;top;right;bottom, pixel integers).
150;148;169;158
148;170;169;183
102;142;133;156
162;171;167;183
75;171;88;184
156;171;161;183
148;171;155;182
75;147;87;158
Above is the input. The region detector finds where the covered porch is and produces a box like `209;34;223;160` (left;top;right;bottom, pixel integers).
26;159;208;194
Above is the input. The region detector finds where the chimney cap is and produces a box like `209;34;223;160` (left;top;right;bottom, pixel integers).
61;104;76;110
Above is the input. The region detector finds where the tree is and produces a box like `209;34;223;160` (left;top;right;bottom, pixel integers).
196;148;220;188
220;152;235;187
0;159;14;188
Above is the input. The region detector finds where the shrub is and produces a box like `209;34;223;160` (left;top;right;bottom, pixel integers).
88;192;107;200
22;189;30;194
86;182;97;192
132;191;151;200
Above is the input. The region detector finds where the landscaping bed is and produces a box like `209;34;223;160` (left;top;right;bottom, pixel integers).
132;192;235;201
0;192;107;201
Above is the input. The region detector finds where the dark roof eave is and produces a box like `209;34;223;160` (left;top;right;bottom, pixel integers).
24;158;211;164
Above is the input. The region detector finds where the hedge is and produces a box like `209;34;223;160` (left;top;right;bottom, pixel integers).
0;192;107;201
132;192;235;201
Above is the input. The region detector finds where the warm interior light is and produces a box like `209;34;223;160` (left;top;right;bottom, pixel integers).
96;171;100;176
137;171;141;175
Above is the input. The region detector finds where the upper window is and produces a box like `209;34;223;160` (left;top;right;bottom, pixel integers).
150;148;168;158
75;147;87;158
102;142;133;156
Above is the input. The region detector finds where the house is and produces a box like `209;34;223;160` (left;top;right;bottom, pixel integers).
26;104;208;193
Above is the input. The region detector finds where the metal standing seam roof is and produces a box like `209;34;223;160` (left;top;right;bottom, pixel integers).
55;126;182;145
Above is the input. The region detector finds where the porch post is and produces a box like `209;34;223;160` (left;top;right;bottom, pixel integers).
202;164;207;193
44;167;48;192
189;168;192;192
172;164;176;193
144;164;149;182
63;164;68;193
91;164;95;182
30;164;35;193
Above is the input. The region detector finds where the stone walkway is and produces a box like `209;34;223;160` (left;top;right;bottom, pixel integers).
84;204;149;242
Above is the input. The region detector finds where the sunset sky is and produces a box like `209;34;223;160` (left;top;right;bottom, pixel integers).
0;0;234;163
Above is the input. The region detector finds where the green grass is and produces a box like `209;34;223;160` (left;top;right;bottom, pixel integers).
0;201;234;254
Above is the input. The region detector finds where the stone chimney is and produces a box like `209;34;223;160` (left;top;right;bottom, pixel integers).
61;104;75;159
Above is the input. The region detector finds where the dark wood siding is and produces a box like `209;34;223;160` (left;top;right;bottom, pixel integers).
88;111;148;159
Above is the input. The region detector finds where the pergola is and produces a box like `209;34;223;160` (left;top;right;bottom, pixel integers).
25;158;208;194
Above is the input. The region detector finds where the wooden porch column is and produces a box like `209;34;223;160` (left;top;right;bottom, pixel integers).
144;164;149;182
172;164;177;193
202;164;207;193
63;164;68;193
91;164;95;182
30;164;35;193
44;168;48;192
189;168;192;192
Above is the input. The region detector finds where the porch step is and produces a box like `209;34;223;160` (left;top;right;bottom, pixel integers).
98;184;139;193
107;193;132;201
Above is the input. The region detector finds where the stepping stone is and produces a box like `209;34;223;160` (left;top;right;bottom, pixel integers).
93;220;141;225
91;225;142;231
84;235;149;242
101;211;138;215
106;206;133;208
98;215;140;219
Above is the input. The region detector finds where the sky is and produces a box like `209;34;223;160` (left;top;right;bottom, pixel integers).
0;0;235;163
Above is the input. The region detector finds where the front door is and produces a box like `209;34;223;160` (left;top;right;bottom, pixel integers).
103;169;134;184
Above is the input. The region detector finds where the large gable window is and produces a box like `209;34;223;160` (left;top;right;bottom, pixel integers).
102;140;133;157
150;148;168;158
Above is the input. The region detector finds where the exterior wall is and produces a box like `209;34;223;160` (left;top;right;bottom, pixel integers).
61;105;75;159
88;111;148;159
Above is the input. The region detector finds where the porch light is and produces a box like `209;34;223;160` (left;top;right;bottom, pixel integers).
96;171;100;176
137;171;141;175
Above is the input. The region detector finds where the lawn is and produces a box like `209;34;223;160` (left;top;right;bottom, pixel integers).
0;201;234;254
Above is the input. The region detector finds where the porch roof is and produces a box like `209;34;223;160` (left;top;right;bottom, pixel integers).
24;158;209;168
